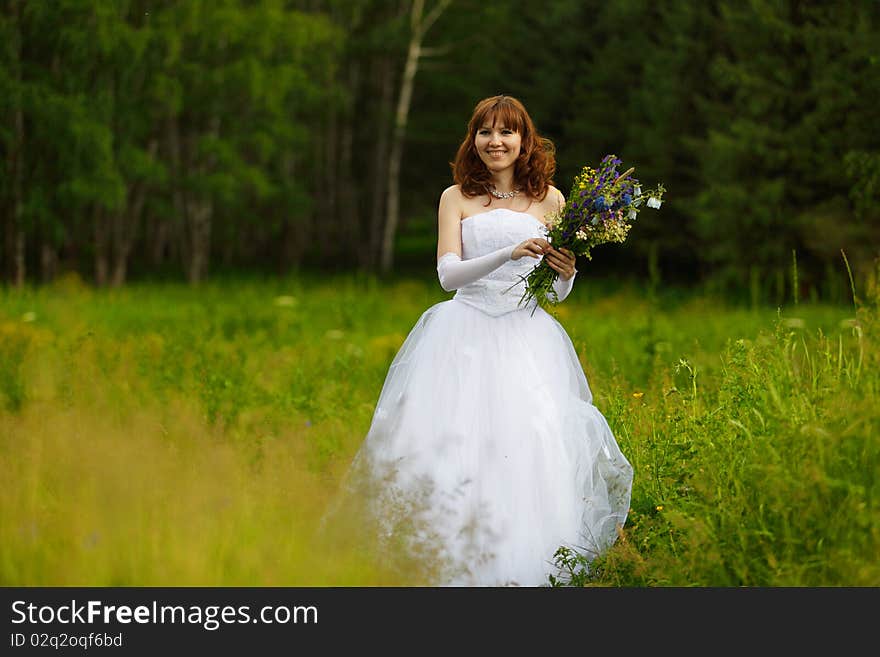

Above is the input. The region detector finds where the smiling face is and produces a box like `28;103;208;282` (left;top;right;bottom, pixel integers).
453;95;553;200
474;119;522;174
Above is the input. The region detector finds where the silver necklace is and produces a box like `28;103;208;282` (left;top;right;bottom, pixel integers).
489;185;519;200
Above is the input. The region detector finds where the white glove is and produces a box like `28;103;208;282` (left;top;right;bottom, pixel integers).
551;268;577;302
436;244;517;292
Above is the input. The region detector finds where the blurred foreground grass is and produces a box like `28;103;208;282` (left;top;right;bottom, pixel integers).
1;269;877;586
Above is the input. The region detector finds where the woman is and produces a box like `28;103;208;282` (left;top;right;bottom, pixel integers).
340;95;632;586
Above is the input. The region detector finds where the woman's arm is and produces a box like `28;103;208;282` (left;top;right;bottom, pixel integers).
551;267;576;302
545;187;577;302
437;246;517;292
435;186;516;292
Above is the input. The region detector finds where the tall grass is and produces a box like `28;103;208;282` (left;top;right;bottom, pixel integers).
558;259;879;586
0;264;876;586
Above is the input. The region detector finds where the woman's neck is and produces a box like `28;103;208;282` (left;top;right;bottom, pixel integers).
491;170;516;193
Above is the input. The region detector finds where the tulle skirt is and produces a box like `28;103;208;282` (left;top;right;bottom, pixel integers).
335;298;633;586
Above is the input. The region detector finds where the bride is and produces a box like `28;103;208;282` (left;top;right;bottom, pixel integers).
333;95;633;586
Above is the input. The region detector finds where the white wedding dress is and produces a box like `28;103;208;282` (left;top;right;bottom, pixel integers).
338;208;633;586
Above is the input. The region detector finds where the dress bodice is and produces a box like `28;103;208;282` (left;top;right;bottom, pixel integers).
452;208;549;316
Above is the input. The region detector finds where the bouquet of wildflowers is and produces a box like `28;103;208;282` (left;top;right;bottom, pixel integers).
510;154;665;313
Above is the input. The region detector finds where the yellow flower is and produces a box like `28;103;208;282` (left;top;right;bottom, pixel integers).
655;505;664;511
632;392;644;399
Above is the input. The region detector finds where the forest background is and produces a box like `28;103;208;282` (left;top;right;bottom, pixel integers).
2;0;878;301
2;0;880;588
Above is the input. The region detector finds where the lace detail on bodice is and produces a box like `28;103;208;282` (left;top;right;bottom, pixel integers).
453;208;548;316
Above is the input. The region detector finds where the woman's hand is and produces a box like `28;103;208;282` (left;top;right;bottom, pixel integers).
512;237;550;261
543;246;577;280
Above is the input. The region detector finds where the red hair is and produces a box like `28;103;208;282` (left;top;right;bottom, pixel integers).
451;95;556;204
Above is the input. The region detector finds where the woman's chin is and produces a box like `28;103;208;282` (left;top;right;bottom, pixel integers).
483;159;512;172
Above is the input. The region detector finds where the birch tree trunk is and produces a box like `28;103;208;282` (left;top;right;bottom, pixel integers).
321;86;339;258
146;214;171;267
184;116;219;285
167;117;188;278
146;127;172;268
94;206;110;287
380;0;451;274
109;188;141;287
186;199;212;285
278;152;305;272
110;138;156;287
40;242;57;283
339;61;359;262
6;0;26;286
368;55;395;270
10;86;25;288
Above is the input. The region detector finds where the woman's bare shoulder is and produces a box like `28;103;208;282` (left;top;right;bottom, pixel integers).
438;185;464;222
546;184;566;210
438;184;467;217
439;184;463;203
534;184;563;205
547;183;565;200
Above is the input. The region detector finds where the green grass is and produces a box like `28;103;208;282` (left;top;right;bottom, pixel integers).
1;268;877;586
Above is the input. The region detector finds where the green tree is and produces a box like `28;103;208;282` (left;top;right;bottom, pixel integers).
1;0;123;284
693;0;880;301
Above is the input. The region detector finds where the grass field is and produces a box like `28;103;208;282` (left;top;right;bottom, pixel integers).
1;269;877;586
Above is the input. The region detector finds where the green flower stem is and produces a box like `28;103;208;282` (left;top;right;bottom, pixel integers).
512;260;563;316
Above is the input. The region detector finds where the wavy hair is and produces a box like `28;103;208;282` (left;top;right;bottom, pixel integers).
451;95;556;205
